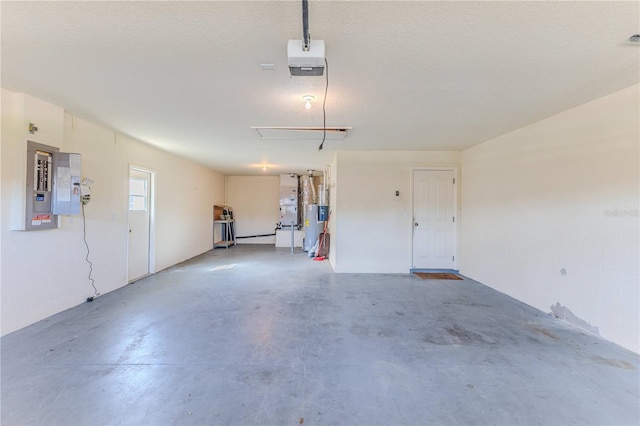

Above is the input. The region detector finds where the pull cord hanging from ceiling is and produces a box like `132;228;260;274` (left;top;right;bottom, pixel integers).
298;0;329;151
318;58;329;151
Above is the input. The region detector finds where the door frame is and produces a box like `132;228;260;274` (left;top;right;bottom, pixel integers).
410;167;458;271
127;165;156;281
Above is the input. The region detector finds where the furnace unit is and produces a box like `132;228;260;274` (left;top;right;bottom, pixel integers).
279;174;299;228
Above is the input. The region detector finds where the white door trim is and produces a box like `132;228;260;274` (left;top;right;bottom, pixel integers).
411;167;458;270
127;165;156;281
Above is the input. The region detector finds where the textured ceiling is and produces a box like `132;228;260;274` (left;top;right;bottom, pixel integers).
2;1;638;175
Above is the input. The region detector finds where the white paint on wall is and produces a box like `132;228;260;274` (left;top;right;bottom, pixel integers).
1;90;225;336
460;84;639;353
328;154;338;269
226;176;279;244
333;151;461;273
5;92;65;230
115;133;225;271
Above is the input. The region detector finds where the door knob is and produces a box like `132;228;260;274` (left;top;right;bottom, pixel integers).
414;222;419;227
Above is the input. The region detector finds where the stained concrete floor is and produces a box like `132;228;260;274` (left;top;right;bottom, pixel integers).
2;245;639;426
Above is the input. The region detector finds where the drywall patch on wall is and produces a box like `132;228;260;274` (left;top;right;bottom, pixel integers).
460;84;639;353
550;302;600;336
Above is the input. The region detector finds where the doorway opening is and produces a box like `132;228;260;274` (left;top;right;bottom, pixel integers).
412;169;457;271
128;167;155;282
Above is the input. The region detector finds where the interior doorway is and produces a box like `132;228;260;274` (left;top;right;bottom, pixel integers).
128;167;154;282
412;169;456;270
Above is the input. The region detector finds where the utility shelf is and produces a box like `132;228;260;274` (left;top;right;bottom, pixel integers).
213;219;236;248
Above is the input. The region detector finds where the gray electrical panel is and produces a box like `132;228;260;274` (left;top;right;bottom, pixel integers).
23;141;82;231
53;152;82;215
25;141;59;230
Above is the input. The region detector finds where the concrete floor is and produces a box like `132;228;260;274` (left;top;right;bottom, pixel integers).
2;245;639;425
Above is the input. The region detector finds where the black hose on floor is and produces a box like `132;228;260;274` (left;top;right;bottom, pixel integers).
236;233;277;239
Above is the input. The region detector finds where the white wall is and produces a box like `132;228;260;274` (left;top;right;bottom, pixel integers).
333;151;461;273
1;90;225;335
460;84;639;353
114;131;225;271
328;154;338;269
226;176;279;244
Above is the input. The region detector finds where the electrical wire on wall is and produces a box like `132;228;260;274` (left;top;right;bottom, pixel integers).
318;58;329;151
82;203;100;301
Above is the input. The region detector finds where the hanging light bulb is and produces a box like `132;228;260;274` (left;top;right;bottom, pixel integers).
303;95;315;110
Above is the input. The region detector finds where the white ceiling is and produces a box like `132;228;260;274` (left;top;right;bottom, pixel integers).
2;1;638;176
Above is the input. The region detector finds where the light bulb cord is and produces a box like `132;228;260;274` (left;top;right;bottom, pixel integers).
318;58;329;151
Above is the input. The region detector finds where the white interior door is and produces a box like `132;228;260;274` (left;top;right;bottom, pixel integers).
128;168;151;282
412;170;456;269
